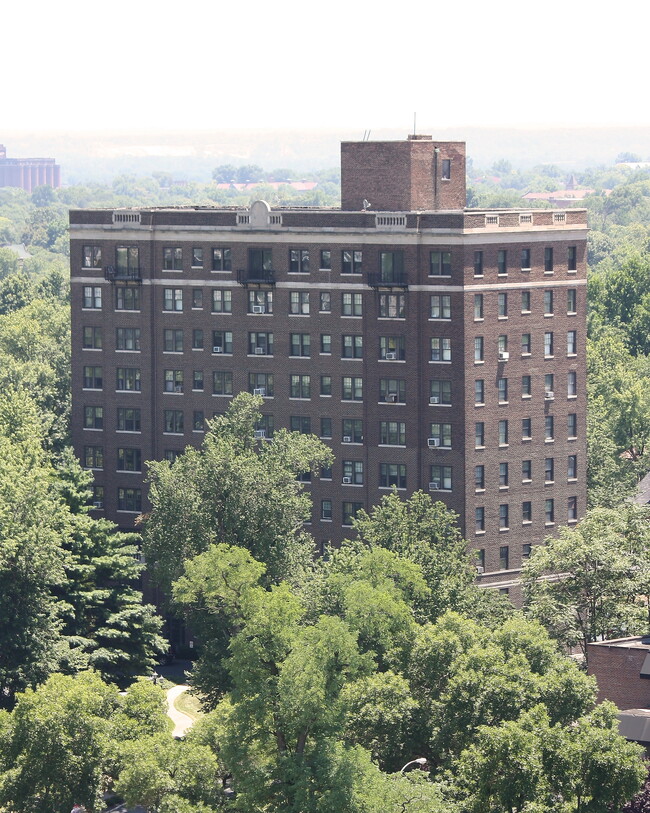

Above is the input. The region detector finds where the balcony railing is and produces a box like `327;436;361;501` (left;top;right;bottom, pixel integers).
104;266;142;282
367;271;409;288
236;268;276;286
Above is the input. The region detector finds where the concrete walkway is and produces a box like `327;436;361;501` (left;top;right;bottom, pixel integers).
166;684;195;738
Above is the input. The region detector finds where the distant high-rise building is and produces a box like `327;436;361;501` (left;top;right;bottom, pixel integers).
0;144;61;192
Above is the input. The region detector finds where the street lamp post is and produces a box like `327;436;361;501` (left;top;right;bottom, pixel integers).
400;757;428;774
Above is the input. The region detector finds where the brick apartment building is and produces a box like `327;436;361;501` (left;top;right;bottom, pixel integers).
0;144;61;192
69;134;587;584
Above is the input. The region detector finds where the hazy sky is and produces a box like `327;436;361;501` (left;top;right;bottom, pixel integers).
3;0;648;133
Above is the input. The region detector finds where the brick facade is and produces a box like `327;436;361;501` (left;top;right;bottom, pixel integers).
588;638;650;709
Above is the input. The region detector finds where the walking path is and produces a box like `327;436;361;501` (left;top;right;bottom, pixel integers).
166;684;195;738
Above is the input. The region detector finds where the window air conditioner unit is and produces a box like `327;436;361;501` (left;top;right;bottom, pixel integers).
253;387;266;396
213;346;223;353
343;436;352;443
254;429;266;439
174;384;182;393
545;391;555;399
476;565;485;574
498;351;509;361
254;347;265;354
342;476;352;484
387;393;398;402
428;482;440;491
429;396;440;404
252;305;264;313
92;501;103;509
428;438;440;448
385;352;397;360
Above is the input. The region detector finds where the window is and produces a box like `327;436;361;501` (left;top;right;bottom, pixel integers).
497;377;508;403
82;245;102;268
117;407;141;432
320;334;332;355
192;411;205;432
83;326;102;349
342;335;363;359
379;293;405;318
342;250;363;274
474;294;483;320
162;329;182;353
116;367;141;391
522;375;532;397
475;379;485;405
290;291;310;315
430;295;451;319
192;329;204;350
568;496;578;521
115;287;140;310
321;499;332;521
475;422;485;448
342;460;364;485
84;446;103;469
499;419;508;446
212;247;232;272
192;289;203;309
379;250;404;282
289;249;310;273
380;463;406;488
521;290;531;312
83;286;102;309
342;377;363;401
320;417;332;438
213;371;234;395
545;457;554;483
473;251;483;277
211;331;233;355
320;291;331;312
475;507;485;533
320;250;331;270
545;498;555;524
290;333;311;357
441;159;451;179
379;378;405;403
430;251;451;276
249;332;273;355
498;249;508;276
474;336;484;362
117;488;141;512
83;406;103;429
164;410;184;434
191;247;203;268
477;549;485;570
379;336;405;360
544;332;553;357
247;372;272;397
521;248;531;270
163;288;183;311
475;465;485;490
163;247;182;270
430;380;452;405
568;413;577;439
544;247;554;273
256;415;275;439
342;501;363;525
248;290;273;313
567;288;577;313
545;374;554;397
380;421;405;445
522;459;532;481
290;374;311;399
499;505;509;530
567;330;577;355
429;423;452;448
521;333;531;354
568;454;577;480
117;327;141;351
83;366;103;389
430;465;452;491
499;462;509;487
212;290;232;313
498;293;508;317
164;370;184;393
499;545;509;569
430;337;451;362
291;416;312;434
342;292;363;316
498;335;508;355
522;418;532;440
544;290;554;315
164;451;179;463
545;415;554;441
116;246;139;275
342;419;363;443
193;370;204;391
568;246;577;271
117;448;142;472
522;504;532;525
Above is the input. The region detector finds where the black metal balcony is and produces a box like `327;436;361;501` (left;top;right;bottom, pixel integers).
236;268;276;286
104;266;142;282
367;271;409;288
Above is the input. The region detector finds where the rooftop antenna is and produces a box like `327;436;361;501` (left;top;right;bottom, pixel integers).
413;112;416;136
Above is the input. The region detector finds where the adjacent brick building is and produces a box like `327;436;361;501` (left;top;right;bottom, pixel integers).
69;135;588;584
